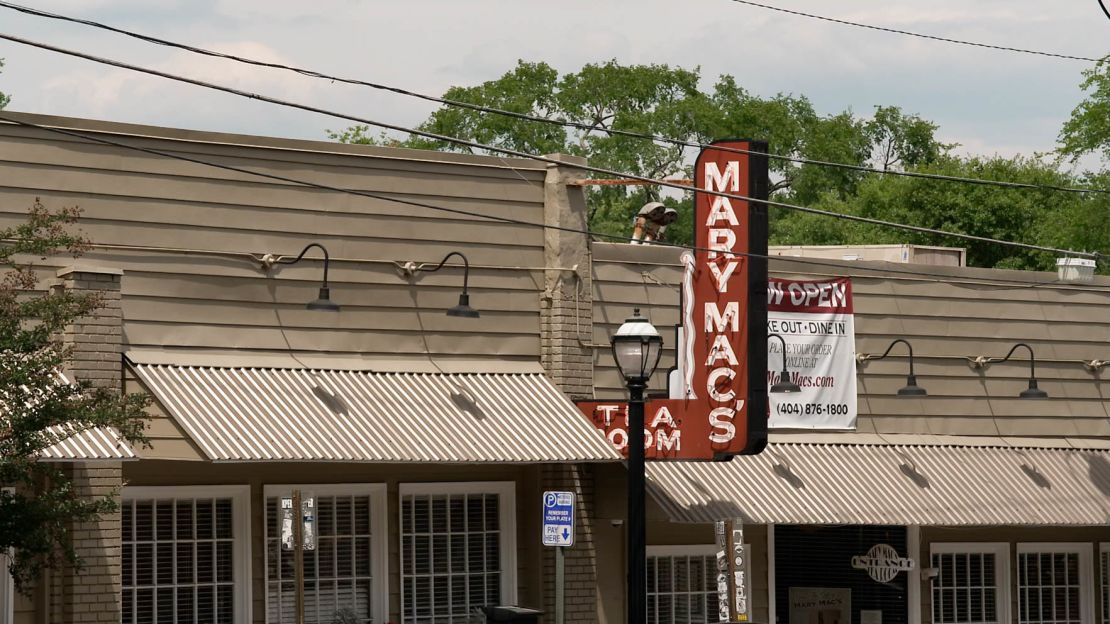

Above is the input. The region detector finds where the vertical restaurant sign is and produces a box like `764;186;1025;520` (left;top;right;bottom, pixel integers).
767;277;857;429
577;140;769;460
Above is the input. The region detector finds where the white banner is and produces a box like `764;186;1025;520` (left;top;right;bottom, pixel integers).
767;278;857;429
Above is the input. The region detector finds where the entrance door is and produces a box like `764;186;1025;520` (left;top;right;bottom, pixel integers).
776;525;911;624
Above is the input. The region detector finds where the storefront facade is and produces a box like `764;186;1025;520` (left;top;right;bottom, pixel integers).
1;111;1107;624
591;242;1110;624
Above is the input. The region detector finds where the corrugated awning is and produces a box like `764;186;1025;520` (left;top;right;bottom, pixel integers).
41;426;136;461
648;442;1110;526
130;363;620;463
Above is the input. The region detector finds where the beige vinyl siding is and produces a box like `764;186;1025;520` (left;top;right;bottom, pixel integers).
591;242;1110;438
0;113;548;364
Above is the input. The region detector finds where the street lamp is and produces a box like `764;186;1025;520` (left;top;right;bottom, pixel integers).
768;333;802;393
273;243;340;312
609;308;662;624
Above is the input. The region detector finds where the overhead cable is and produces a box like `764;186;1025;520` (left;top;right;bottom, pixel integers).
0;32;1100;262
724;0;1104;62
0;112;1101;293
1;0;1106;196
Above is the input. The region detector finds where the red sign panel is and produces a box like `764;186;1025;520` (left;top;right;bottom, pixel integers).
579;140;769;460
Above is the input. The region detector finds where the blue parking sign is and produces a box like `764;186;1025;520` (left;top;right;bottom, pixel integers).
542;491;575;547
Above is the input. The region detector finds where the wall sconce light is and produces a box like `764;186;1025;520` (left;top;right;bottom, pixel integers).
768;333;801;393
858;338;926;396
416;251;479;318
271;243;339;312
995;342;1048;399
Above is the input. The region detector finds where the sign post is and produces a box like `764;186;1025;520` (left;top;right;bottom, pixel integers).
715;519;752;623
542;491;575;624
282;491;316;624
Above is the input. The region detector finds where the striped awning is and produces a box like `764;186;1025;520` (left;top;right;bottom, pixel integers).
41;426;136;460
130;363;620;463
648;442;1110;526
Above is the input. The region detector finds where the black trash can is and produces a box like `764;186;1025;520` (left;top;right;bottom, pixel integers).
484;605;544;624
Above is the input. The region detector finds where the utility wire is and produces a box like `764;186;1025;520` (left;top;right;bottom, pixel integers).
725;0;1105;62
1;0;1106;196
0;32;1099;262
4;1;1105;196
1;112;1101;292
1099;0;1110;22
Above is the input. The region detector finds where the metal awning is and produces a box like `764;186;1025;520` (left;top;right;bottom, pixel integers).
648;442;1110;526
41;426;136;461
130;363;620;463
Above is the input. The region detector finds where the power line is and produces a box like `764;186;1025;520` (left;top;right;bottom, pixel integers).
1;112;1101;293
1;0;1106;196
1099;0;1110;22
725;0;1105;62
0;32;1100;262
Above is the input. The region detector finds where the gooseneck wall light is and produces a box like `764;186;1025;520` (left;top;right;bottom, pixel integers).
417;251;480;318
609;309;663;624
859;338;927;396
768;333;802;394
995;342;1049;399
272;243;339;312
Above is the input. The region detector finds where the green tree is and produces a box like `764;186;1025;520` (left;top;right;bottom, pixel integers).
0;58;10;110
0;200;149;592
331;59;1098;267
771;155;1109;271
1058;59;1110;163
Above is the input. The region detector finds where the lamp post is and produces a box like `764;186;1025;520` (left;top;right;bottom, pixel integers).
609;309;663;624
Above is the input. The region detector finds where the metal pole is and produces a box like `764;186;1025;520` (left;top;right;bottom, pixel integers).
293;489;305;624
627;382;646;624
556;546;565;624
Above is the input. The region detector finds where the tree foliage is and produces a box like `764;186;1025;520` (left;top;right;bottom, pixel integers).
333;60;1106;270
1058;59;1110;164
0;58;10;110
0;200;149;592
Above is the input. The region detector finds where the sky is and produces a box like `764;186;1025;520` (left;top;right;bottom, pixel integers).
0;0;1106;167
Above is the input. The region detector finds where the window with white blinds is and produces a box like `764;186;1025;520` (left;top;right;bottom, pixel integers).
930;543;1009;624
1017;544;1093;624
0;548;10;624
646;545;718;624
1;487;11;624
263;484;387;624
398;482;516;624
121;486;250;624
1100;545;1109;624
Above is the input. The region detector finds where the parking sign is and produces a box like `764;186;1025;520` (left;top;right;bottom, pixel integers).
542;491;575;547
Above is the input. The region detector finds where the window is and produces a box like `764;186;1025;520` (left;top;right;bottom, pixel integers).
1101;544;1109;624
263;484;387;624
121;485;251;624
399;482;516;624
1017;543;1093;624
930;543;1010;624
646;545;720;624
1;487;11;624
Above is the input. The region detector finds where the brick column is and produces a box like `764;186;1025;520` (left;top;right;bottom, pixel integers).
52;266;124;624
540;156;600;623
